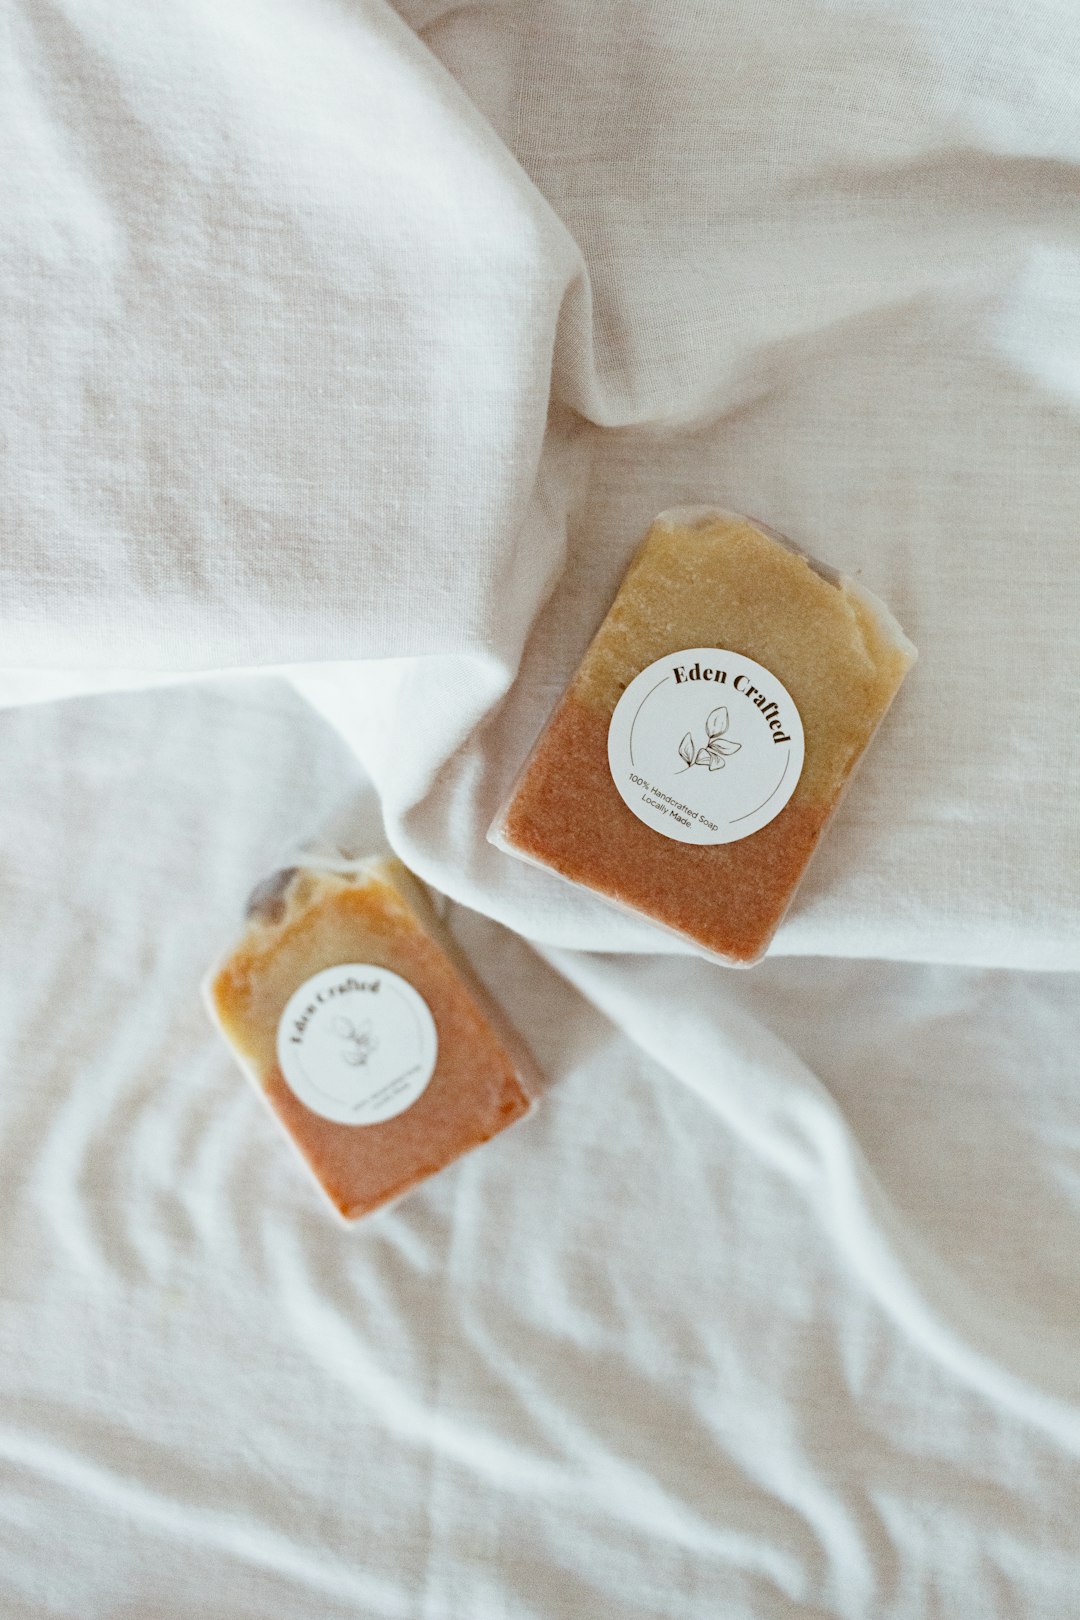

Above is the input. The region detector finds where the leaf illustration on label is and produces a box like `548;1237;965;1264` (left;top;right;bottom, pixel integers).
696;736;742;770
333;1015;378;1067
677;698;744;776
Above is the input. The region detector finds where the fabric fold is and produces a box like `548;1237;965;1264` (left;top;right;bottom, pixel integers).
4;0;1080;966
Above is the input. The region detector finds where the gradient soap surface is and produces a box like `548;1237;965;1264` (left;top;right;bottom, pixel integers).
491;508;917;965
205;859;535;1220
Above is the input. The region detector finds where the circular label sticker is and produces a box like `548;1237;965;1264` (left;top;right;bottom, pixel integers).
607;647;804;845
276;964;438;1125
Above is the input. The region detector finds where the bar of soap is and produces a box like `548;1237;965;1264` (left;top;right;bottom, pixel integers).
490;507;916;965
205;858;536;1220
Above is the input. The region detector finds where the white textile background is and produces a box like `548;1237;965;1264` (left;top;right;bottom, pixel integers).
2;0;1080;1614
2;683;1080;1619
5;0;1080;965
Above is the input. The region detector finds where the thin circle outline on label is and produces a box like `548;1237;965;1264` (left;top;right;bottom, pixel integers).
607;646;805;846
275;963;438;1126
628;676;668;767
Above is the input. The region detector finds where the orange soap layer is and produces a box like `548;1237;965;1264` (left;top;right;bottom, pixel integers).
206;861;535;1220
501;694;834;963
493;509;916;964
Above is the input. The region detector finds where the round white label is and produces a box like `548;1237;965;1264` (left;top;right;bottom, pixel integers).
276;964;438;1125
607;647;805;845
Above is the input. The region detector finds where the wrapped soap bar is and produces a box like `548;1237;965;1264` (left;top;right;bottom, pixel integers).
490;508;916;965
204;858;536;1220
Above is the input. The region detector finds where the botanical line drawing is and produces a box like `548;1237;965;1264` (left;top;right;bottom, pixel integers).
676;706;742;773
333;1015;379;1067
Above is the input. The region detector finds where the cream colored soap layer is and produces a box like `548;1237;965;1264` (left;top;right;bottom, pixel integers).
572;512;913;807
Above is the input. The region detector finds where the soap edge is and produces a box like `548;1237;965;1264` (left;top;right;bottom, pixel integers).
372;858;546;1106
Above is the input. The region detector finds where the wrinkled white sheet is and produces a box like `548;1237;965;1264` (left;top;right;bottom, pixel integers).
2;681;1080;1618
5;0;1080;965
3;0;1080;1613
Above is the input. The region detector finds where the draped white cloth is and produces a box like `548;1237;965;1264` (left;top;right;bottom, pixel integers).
2;1;1080;1613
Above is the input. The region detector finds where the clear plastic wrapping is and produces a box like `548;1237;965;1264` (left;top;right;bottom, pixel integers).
489;507;917;967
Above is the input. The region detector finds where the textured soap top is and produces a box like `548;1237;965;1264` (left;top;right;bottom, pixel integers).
492;508;916;964
205;858;535;1220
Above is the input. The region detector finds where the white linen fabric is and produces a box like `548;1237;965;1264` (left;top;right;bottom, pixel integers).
3;0;1080;1614
5;0;1079;966
1;682;1079;1619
